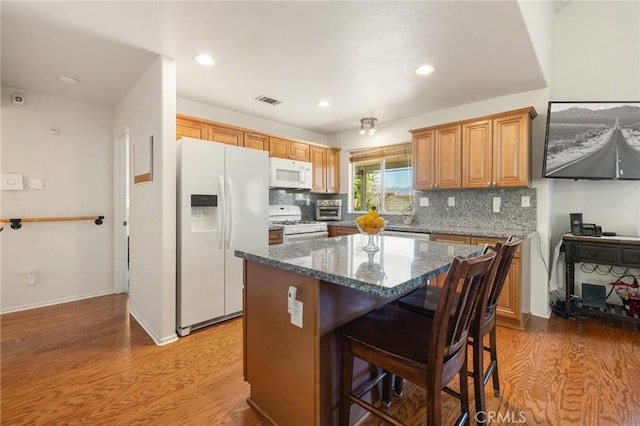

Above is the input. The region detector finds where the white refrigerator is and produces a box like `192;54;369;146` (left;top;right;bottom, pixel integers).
177;137;269;336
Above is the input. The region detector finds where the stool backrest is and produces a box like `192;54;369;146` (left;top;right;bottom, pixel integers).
483;236;521;321
429;250;496;364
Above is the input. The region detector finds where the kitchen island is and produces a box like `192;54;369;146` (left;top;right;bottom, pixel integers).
235;234;481;426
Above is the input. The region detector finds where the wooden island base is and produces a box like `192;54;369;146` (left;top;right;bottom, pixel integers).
243;261;392;426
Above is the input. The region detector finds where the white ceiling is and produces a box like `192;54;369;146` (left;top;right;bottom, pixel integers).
1;1;548;135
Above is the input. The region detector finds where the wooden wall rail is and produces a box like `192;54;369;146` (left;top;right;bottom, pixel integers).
0;215;104;230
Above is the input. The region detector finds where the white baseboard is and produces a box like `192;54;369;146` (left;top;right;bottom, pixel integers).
129;308;178;346
0;290;115;314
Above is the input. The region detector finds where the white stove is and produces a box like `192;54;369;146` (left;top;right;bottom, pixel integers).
268;205;329;242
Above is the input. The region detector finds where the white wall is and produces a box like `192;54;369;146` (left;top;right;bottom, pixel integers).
1;86;114;312
177;97;329;145
113;56;177;345
549;1;640;243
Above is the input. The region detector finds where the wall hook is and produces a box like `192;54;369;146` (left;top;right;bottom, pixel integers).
95;216;104;225
10;219;22;230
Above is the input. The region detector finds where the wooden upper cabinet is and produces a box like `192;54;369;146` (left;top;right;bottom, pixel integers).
414;107;535;190
326;148;340;193
492;110;533;187
269;137;310;161
462;109;534;188
208;125;243;146
177;117;207;141
412;130;435;190
244;132;269;151
462;119;493;188
435;125;462;189
412;124;461;190
310;146;327;192
310;146;340;193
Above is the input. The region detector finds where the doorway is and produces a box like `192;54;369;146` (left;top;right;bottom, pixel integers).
115;131;130;294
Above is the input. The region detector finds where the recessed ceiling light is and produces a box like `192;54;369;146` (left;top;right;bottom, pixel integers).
194;54;215;66
414;65;435;75
317;100;331;107
59;76;79;84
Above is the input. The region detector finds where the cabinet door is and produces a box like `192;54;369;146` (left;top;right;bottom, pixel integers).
435;125;461;189
431;234;471;287
310;146;328;193
290;141;310;162
412;130;435;190
208;125;243;146
493;111;530;187
244;132;269;151
326;148;340;194
462;119;493;188
269;137;291;159
177;117;207;141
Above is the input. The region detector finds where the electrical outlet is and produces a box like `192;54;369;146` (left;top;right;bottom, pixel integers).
291;300;303;328
521;196;530;207
419;197;429;207
27;271;37;285
447;197;455;207
493;197;501;213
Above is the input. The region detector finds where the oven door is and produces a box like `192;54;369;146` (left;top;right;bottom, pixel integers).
285;231;329;242
316;206;341;221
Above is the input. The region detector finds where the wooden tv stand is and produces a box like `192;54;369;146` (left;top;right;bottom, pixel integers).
562;234;640;326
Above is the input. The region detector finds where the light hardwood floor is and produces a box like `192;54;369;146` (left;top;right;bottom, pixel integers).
1;294;639;425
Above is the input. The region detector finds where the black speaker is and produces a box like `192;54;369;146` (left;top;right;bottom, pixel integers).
570;213;583;235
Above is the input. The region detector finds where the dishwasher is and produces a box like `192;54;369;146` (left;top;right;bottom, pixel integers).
383;230;430;240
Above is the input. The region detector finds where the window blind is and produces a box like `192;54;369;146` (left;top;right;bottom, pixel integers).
348;142;411;163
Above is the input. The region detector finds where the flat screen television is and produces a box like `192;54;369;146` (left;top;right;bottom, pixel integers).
542;101;640;180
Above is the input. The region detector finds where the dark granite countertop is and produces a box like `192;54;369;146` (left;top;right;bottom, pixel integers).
235;234;481;297
324;221;534;239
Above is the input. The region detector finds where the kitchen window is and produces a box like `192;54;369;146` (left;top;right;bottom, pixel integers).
350;143;413;214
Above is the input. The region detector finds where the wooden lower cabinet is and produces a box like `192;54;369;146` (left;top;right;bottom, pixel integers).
268;229;283;245
430;233;528;330
328;225;358;237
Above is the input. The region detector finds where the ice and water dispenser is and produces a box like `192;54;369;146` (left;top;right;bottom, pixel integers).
190;194;217;232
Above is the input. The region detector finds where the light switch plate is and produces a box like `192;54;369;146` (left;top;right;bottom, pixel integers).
419;197;429;207
447;197;455;207
29;178;44;190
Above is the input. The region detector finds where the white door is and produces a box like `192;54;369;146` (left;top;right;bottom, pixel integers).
115;131;130;294
223;145;269;315
177;138;226;329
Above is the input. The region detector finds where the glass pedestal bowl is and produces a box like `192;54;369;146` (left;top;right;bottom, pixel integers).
356;223;385;254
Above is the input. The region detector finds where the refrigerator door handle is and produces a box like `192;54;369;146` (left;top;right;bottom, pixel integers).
218;176;225;250
226;177;233;248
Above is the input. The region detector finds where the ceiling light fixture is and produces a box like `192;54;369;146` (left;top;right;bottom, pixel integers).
414;64;435;75
194;53;215;66
359;117;378;135
59;76;79;84
317;100;331;107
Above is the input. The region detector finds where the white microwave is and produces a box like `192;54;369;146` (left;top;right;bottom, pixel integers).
269;158;313;190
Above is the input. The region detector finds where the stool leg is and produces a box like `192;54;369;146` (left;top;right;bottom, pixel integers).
393;375;405;397
489;325;501;397
473;333;487;423
382;371;392;407
339;342;354;426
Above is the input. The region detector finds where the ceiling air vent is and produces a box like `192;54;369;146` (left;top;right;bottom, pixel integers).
254;95;282;106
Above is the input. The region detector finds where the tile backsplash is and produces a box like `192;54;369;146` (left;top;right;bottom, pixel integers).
269;187;536;230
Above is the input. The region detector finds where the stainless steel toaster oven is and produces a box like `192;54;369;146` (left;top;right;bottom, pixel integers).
315;199;342;221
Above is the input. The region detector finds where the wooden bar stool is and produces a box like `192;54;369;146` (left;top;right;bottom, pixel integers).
337;250;496;426
397;237;520;421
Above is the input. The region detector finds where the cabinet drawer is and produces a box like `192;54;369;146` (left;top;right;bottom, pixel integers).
621;247;640;267
573;244;620;264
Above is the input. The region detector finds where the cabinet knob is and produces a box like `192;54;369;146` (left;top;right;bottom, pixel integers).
434;184;438;188
487;182;491;186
